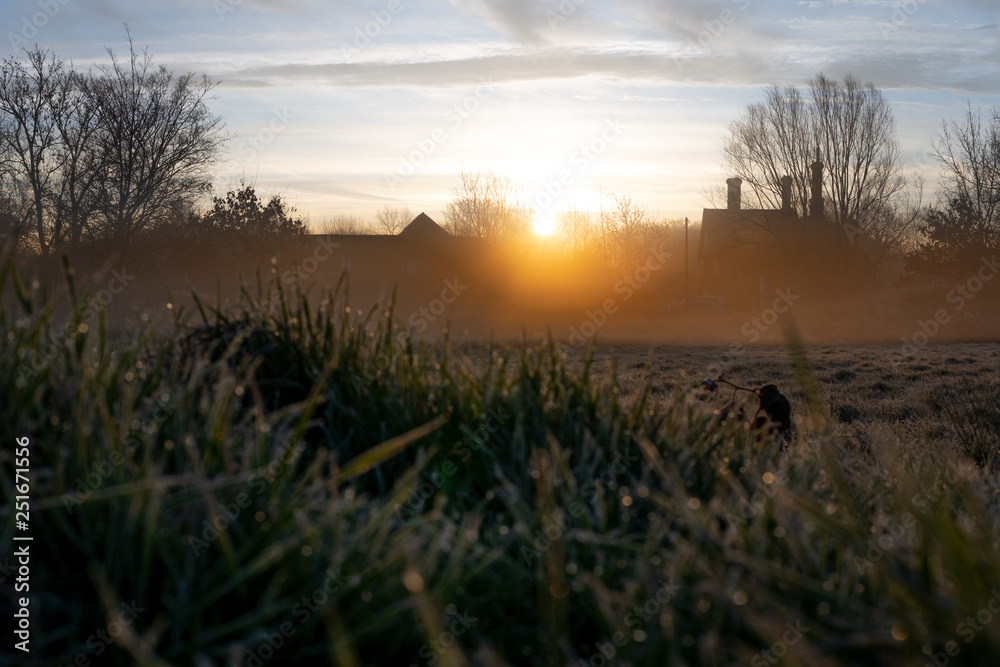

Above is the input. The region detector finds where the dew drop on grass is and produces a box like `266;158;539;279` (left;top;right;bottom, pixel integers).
402;570;424;593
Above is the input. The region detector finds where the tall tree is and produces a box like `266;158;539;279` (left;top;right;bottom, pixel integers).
51;66;104;249
934;103;1000;236
88;32;226;247
907;104;1000;281
0;48;64;254
721;73;909;238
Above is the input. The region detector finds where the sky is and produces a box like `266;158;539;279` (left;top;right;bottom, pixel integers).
2;0;998;231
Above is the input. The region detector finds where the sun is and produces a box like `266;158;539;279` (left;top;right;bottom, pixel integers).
533;214;558;237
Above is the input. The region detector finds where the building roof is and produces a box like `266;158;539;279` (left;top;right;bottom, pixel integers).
398;213;451;241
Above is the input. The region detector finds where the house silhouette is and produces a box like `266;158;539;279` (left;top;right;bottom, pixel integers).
698;156;875;309
310;212;488;306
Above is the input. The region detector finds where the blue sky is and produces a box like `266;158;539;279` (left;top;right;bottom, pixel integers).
3;0;998;229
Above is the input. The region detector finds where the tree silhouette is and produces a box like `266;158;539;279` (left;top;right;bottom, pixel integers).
202;182;306;240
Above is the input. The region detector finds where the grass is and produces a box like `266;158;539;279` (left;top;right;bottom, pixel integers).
3;255;1000;666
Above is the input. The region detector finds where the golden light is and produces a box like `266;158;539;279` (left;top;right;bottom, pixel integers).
533;213;558;237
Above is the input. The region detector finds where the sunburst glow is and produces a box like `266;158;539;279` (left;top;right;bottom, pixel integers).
533;214;558;237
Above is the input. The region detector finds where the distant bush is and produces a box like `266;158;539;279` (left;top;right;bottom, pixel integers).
202;182;307;242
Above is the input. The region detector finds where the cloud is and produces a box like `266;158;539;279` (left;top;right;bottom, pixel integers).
219;40;1000;96
221;47;777;90
450;0;549;43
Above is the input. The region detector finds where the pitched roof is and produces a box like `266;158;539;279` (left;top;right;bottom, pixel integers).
398;213;450;241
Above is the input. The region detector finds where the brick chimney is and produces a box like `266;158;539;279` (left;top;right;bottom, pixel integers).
780;175;792;212
726;177;742;211
809;149;824;218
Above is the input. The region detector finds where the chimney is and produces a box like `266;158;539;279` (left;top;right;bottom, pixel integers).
726;177;742;211
809;149;824;218
780;176;792;212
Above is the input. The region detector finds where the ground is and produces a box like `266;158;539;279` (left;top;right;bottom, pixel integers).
575;341;1000;449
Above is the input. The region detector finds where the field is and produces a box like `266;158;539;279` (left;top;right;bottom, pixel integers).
599;341;1000;455
4;260;1000;667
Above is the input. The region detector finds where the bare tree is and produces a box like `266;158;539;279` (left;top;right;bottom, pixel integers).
556;208;599;255
321;215;370;235
374;205;412;235
722;73;908;235
0;48;64;254
51;67;104;249
907;104;1000;280
88;32;226;247
934;103;1000;234
600;193;672;277
444;169;529;244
